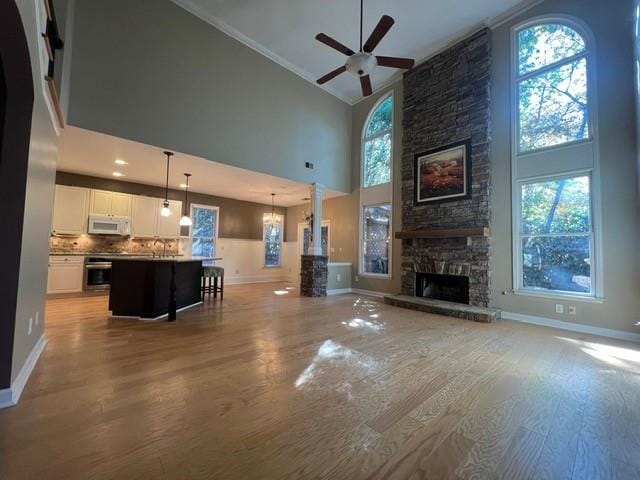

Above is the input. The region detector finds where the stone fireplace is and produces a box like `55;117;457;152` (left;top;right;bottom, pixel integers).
384;28;500;323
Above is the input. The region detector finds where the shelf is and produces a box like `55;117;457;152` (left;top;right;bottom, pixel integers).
395;227;490;240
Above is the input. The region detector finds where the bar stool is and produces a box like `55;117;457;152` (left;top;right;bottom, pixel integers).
202;265;224;300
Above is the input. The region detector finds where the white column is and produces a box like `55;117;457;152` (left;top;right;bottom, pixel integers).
309;182;324;256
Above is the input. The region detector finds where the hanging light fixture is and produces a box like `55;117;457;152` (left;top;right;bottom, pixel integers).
160;151;173;217
265;193;278;224
179;173;193;226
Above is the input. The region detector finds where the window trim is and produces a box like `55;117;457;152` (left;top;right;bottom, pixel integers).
510;15;603;300
361;92;394;190
514;171;597;298
359;202;392;279
514;17;594;155
189;203;220;259
263;214;284;268
297;220;331;258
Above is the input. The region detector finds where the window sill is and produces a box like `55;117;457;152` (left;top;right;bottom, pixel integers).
514;289;605;304
263;265;282;269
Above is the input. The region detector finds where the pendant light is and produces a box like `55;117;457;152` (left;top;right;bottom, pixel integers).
266;193;277;224
179;173;193;226
160;151;173;217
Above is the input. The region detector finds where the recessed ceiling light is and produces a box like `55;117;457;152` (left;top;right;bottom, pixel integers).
112;171;125;177
114;159;128;165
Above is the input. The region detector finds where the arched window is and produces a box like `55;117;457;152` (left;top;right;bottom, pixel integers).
359;93;394;278
513;19;601;299
363;95;393;187
517;23;590;152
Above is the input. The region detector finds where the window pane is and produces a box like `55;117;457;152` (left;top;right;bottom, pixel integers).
363;205;390;275
365;96;392;137
364;133;391;187
264;222;281;266
522;235;591;293
192;207;216;238
192;238;215;258
302;225;328;257
519;58;588;152
521;176;590;235
519;24;586;75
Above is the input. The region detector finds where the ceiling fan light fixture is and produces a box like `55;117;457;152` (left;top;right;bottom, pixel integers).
345;52;377;77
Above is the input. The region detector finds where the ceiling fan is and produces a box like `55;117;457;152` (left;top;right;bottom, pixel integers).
315;0;415;97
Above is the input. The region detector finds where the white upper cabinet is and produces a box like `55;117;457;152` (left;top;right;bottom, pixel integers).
111;192;133;217
90;190;133;217
156;200;182;238
131;195;159;238
52;185;89;235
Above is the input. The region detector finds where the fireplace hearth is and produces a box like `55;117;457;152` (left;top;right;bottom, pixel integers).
415;272;469;305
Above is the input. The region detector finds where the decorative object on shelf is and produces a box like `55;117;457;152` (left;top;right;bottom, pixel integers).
264;193;278;224
41;0;65;127
414;139;472;205
302;211;314;243
160;151;174;217
179;173;193;226
313;0;415;96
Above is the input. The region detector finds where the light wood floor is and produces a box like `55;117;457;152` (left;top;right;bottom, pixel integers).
1;283;639;480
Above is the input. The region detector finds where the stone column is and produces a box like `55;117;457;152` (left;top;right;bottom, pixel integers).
300;183;328;297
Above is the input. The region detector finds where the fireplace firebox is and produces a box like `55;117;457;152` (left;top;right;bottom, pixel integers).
415;272;469;305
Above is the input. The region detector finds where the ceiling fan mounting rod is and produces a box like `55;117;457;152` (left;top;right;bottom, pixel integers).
359;0;363;52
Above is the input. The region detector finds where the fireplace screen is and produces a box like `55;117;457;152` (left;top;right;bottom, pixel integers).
415;272;469;305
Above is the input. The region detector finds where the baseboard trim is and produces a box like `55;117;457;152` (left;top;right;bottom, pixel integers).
502;311;640;343
351;288;387;299
327;288;352;296
0;334;48;409
224;276;289;286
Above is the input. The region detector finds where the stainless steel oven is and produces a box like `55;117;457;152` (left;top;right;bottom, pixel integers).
83;257;112;291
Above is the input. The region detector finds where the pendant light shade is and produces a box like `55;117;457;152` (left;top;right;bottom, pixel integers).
179;173;193;226
160;151;173;217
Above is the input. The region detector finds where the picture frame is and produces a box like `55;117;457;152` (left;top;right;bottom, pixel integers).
413;139;472;205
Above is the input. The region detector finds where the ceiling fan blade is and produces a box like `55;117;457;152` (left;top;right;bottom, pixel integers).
315;33;355;56
376;56;415;70
363;15;395;53
317;66;347;85
360;75;373;97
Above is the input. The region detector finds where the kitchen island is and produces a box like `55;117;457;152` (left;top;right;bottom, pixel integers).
109;258;202;320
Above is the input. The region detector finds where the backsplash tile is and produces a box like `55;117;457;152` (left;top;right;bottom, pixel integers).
50;235;179;255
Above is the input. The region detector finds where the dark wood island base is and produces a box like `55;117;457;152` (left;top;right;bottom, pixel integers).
109;258;203;320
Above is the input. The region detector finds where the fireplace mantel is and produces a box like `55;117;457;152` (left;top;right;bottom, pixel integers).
395;227;490;240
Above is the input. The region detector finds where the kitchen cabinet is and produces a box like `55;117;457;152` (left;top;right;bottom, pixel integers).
156;200;182;238
47;256;84;294
90;190;132;217
52;185;89;235
131;195;158;238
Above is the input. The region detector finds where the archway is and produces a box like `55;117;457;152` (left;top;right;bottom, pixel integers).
0;0;35;389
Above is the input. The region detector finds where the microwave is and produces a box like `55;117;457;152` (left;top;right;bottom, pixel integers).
88;215;131;236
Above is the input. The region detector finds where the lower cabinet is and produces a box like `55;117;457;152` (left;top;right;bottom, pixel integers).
47;256;84;294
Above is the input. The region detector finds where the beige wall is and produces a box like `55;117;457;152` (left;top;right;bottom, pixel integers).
12;0;60;383
67;0;352;193
491;0;640;334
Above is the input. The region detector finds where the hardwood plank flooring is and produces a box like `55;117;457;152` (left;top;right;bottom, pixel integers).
1;282;639;479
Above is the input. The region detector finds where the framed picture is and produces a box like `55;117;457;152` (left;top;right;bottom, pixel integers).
414;140;471;205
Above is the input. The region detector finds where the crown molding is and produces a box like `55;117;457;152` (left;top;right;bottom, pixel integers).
169;0;353;105
171;0;546;106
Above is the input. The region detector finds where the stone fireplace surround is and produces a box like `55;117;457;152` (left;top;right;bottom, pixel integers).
384;28;500;323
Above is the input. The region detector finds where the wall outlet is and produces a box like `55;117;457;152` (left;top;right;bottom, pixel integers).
35;311;39;326
330;247;335;253
555;304;564;314
336;273;342;282
568;306;576;315
28;317;33;335
355;275;359;282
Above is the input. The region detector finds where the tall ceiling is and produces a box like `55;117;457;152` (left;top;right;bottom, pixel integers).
171;0;531;103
